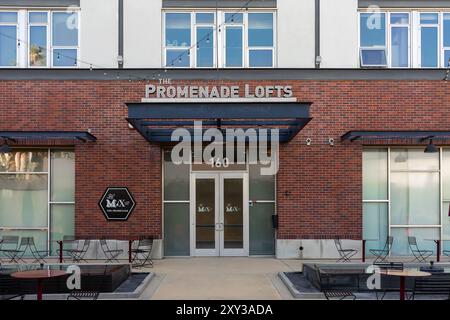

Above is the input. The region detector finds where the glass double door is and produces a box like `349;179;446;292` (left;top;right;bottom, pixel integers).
191;173;249;256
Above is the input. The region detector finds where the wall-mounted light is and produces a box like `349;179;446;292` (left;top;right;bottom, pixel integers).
306;138;312;146
424;139;438;153
0;138;12;153
328;138;335;146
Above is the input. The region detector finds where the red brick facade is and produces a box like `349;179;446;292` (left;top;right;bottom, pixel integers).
1;79;450;241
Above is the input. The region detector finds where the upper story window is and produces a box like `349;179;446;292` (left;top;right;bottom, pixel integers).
359;11;450;68
163;10;276;68
0;9;79;68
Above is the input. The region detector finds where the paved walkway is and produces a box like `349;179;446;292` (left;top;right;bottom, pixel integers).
139;257;304;300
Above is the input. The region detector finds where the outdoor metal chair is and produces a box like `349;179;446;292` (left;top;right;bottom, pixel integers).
24;237;48;264
408;236;433;263
410;275;450;300
56;236;80;262
70;239;91;263
369;236;394;263
373;262;404;300
131;237;153;268
100;239;123;263
1;237;30;263
314;265;356;300
67;265;108;300
444;250;450;259
0;236;20;263
334;238;358;262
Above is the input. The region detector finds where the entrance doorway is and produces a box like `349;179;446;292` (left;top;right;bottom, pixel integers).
190;172;249;256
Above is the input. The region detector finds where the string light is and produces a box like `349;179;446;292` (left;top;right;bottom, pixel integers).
444;58;450;81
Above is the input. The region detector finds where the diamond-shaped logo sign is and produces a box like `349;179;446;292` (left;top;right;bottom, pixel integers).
99;187;136;221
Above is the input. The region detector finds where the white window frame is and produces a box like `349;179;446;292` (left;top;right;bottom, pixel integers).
417;11;440;69
28;11;50;68
162;10;276;69
358;11;388;68
50;10;80;68
0;10;19;68
388;12;411;68
442;12;450;68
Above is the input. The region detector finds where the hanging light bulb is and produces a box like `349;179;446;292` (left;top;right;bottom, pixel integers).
56;52;60;61
206;37;210;44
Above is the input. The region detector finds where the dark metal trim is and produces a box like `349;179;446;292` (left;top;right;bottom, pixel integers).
0;68;449;80
359;0;450;8
341;131;450;142
162;0;276;8
0;131;97;142
0;0;80;7
127;102;312;143
118;0;124;69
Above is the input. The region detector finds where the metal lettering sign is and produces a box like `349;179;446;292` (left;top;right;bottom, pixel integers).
99;187;136;221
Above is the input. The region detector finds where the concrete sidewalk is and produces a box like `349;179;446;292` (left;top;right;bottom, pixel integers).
138;257;304;300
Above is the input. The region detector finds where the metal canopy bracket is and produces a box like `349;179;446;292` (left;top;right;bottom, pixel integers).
0;131;97;142
126;102;312;143
341;131;450;142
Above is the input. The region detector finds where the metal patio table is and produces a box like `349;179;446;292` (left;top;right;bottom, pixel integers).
425;239;450;262
11;269;67;301
376;269;431;300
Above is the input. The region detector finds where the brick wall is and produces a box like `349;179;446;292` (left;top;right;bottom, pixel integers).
1;79;449;240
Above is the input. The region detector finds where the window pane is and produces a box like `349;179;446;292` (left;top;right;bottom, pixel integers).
250;203;275;255
390;149;439;171
164;151;189;201
361;49;387;66
390;13;409;25
225;27;243;67
225;13;243;24
0;12;17;23
0;26;17;66
420;13;439;24
445;50;450;67
0;150;48;172
443;149;450;200
248;13;273;47
391;227;438;256
363;203;388;255
196;27;214;67
0;230;47;253
30;26;47;67
442;202;450;252
0;174;48;227
52;12;78;46
249;50;273;67
51;151;75;202
249;164;275;200
391;27;408;67
360;13;386;47
421;27;438;67
164;203;190;256
29;12;48;24
444;14;450;47
165;13;191;47
363;149;388;200
53;48;77;67
50;204;74;255
196;13;214;24
166;49;190;67
391;172;440;225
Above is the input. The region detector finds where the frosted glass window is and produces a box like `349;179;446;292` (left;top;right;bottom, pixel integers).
51;151;75;202
390;149;439;171
363;149;388;200
0;230;47;252
50;204;74;255
363;203;388;254
250;203;275;255
0;25;17;66
0;174;48;227
164;203;190;256
391;227;438;256
249;164;275;200
52;12;78;46
248;13;273;47
165;13;191;47
391;172;440;225
163;151;189;201
442;202;450;252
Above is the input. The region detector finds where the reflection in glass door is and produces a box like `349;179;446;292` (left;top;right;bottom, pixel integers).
191;173;248;256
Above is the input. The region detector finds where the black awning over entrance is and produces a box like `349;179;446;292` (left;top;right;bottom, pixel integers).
341;131;450;142
126;102;312;143
0;131;97;142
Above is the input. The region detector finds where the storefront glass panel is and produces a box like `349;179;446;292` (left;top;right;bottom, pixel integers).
363;203;388;253
164;203;190;256
391;227;439;256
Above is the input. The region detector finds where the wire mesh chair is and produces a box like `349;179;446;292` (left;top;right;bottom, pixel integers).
25;237;48;264
67;265;108;300
3;237;31;263
0;236;20;263
408;236;433;263
70;239;91;263
444;249;450;259
56;236;80;262
314;265;356;300
334;238;358;262
131;237;153;268
100;239;123;263
369;236;394;263
410;274;450;300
